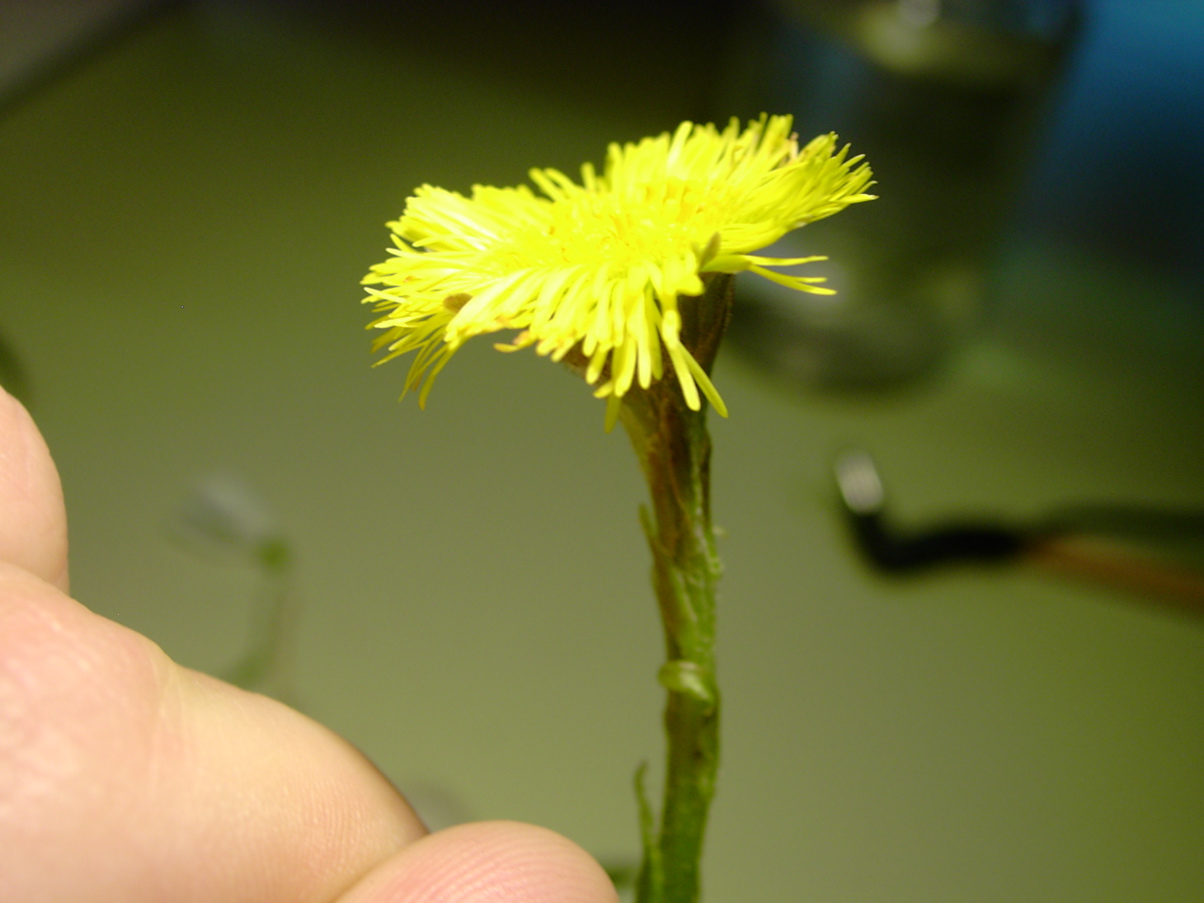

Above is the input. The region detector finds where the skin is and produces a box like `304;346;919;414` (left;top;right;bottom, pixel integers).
0;386;618;903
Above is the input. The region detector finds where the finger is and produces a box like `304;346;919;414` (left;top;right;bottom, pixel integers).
0;567;427;903
338;820;620;903
0;386;69;591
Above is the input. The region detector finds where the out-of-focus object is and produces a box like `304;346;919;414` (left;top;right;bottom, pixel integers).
171;474;300;702
722;0;1082;389
0;0;173;108
834;449;1204;621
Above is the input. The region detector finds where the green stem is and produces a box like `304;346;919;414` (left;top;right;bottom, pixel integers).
623;274;732;903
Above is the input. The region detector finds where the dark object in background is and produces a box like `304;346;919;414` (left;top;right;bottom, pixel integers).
835;449;1026;570
834;448;1204;620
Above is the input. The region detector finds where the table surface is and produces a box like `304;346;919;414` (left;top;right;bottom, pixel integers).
2;3;1202;900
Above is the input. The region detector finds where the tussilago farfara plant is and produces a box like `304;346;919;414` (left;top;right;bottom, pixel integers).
361;114;873;903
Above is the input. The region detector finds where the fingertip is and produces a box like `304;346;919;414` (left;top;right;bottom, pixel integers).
341;820;620;903
0;385;68;591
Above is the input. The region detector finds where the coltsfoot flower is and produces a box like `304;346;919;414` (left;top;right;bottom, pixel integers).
362;114;873;427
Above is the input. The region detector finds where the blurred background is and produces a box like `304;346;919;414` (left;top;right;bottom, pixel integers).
1;0;1201;900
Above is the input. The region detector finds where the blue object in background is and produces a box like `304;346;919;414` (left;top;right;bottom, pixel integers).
1020;0;1204;281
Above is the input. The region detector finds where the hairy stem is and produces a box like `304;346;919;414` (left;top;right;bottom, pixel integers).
624;274;732;903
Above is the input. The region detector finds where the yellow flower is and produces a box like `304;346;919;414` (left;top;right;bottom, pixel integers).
362;114;873;427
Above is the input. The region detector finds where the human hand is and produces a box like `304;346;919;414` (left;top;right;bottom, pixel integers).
0;386;617;903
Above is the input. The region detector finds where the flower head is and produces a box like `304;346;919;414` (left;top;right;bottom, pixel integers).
363;114;873;427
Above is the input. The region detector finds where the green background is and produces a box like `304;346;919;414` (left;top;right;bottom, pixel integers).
2;2;1201;900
